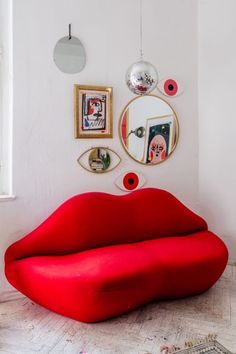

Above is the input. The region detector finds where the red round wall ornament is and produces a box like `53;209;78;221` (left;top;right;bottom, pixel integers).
115;172;146;192
123;172;139;190
164;79;178;96
157;78;184;97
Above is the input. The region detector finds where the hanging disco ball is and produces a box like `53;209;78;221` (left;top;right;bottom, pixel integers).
126;60;158;95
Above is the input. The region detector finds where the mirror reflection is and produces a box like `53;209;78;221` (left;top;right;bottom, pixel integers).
53;36;86;74
78;147;121;173
88;148;111;172
120;95;179;165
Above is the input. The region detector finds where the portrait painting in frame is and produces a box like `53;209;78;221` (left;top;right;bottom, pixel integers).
143;114;175;164
74;85;113;138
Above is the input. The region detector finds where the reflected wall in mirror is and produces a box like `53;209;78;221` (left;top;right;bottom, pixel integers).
78;147;121;173
88;148;111;172
119;95;179;165
53;36;86;74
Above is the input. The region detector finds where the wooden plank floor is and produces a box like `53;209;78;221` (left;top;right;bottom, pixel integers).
0;266;236;354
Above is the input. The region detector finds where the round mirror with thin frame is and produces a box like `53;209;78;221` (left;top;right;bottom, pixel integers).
119;95;179;165
53;36;86;74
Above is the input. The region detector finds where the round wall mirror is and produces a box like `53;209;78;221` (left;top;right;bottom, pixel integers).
53;36;86;74
119;95;179;165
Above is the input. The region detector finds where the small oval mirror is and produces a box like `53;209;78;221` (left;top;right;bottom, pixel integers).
88;148;111;172
119;95;179;165
53;36;86;74
78;147;121;173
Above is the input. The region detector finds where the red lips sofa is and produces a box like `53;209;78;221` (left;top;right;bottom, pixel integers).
5;188;228;323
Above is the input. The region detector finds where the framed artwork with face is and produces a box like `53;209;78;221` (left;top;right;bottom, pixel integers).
74;85;113;138
143;115;175;164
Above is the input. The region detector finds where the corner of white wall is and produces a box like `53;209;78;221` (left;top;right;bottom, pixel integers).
198;0;236;263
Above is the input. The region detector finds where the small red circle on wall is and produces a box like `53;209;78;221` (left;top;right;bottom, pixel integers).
164;79;178;96
123;172;139;190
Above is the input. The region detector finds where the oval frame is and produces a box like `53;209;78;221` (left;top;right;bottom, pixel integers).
119;94;179;165
77;147;121;174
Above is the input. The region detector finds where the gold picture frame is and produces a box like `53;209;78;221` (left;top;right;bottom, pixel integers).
74;85;113;138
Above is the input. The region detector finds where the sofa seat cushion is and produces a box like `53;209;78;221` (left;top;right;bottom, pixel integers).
5;230;227;323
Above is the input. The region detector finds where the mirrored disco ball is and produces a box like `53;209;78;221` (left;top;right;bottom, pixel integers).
126;60;158;95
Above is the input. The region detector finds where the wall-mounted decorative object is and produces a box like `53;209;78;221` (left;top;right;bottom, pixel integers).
126;0;158;95
53;24;86;74
115;172;146;191
119;95;179;165
74;85;113;138
78;147;120;173
157;78;184;97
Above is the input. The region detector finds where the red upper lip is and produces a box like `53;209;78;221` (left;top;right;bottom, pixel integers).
4;188;208;265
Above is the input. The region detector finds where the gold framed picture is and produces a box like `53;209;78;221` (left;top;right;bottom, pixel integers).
74;85;113;138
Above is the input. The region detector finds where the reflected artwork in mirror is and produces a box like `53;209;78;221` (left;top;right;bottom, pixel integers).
88;148;111;172
119;95;179;165
78;147;121;173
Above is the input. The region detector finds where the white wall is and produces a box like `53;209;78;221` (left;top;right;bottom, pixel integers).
0;0;13;195
199;0;236;262
0;0;199;293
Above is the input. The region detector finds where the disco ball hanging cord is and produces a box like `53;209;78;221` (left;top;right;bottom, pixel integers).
125;0;158;95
